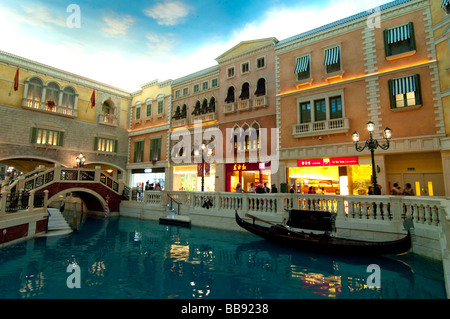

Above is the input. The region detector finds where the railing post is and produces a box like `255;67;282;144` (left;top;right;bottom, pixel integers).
43;190;49;210
28;190;35;213
390;197;403;221
54;163;62;182
0;187;9;215
94;166;102;183
17;175;25;192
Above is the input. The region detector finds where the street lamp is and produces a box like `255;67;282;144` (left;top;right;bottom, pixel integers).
194;144;212;192
75;153;86;168
352;121;392;194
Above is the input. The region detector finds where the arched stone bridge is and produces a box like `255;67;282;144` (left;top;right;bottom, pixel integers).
19;164;126;212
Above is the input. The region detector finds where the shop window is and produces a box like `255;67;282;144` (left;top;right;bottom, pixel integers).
384;22;416;58
388;74;422;109
134;140;144;163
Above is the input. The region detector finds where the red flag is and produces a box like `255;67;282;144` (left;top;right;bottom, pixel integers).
13;68;19;91
90;90;96;108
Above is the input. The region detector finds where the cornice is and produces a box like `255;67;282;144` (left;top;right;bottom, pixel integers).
128;124;171;137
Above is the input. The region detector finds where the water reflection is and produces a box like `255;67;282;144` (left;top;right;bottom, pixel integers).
0;217;445;299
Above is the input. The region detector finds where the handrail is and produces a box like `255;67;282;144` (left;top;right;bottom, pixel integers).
167;194;181;215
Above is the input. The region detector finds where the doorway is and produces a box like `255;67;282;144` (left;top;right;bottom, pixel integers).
387;173;445;196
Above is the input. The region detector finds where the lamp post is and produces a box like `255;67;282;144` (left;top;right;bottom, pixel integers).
194;144;212;192
352;121;392;194
75;153;86;168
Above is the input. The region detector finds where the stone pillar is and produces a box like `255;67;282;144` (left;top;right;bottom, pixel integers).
441;150;450;197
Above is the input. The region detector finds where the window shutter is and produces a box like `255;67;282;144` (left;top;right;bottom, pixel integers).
94;137;99;151
30;127;37;144
387;79;396;109
383;29;391;57
408;22;416;52
114;140;118;153
414;74;422;105
157;138;161;160
58;131;64;147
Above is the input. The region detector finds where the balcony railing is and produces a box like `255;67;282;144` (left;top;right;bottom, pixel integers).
292;117;349;138
22;98;77;118
191;112;216;124
98;113;118;126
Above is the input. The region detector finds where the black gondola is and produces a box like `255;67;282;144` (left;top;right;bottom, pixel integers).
235;212;412;255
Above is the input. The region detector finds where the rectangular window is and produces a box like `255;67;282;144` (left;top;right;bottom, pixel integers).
135;107;141;120
256;57;265;69
211;78;218;88
175;90;180;98
202;81;209;90
329;96;343;119
242;62;249;74
296;55;311;81
30;128;63;147
324;46;341;74
150;137;162;162
384;22;416;58
134;140;144;163
95;137;117;153
299;102;311;123
157;100;164;114
146;103;152;117
227;67;235;78
314;99;327;122
388;74;421;109
182;88;189;96
193;84;199;93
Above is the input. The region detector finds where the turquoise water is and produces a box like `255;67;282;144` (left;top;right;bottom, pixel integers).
0;216;446;299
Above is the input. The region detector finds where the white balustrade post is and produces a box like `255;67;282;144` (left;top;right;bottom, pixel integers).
28;190;35;213
390;197;403;222
0;187;9;214
54;163;62;182
94;166;102;183
43;190;49;210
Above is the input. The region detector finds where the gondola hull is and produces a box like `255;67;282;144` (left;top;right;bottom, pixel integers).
235;212;411;255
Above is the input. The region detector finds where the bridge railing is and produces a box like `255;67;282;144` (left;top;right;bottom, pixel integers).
0;189;49;215
16;164;124;196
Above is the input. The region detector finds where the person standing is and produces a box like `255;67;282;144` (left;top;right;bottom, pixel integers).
403;183;415;196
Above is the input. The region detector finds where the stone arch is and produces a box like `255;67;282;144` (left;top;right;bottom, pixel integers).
48;187;107;212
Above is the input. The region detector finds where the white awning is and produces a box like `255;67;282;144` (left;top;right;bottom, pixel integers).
324;47;340;66
295;56;309;73
387;24;411;44
392;75;416;95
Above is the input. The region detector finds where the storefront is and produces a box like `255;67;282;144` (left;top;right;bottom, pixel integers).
288;157;372;195
131;168;166;190
172;164;216;192
226;162;271;192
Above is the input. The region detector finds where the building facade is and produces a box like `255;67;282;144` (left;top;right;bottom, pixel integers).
276;0;447;196
128;80;172;190
0;50;130;181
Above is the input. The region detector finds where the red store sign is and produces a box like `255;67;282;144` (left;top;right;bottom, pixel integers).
297;157;358;167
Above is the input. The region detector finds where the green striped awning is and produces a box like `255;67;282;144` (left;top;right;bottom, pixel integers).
324;47;340;66
443;0;450;8
391;75;416;95
386;24;411;44
295;56;309;73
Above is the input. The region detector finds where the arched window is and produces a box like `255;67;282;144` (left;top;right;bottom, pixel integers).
208;97;216;113
26;78;43;107
251;122;261;149
192;100;201;115
61;87;76;109
255;78;266;96
239;83;250;100
225;87;235;103
45;82;60;108
202;99;208;114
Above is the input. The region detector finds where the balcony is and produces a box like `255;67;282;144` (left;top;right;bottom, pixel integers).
191;112;216;125
237;100;250;112
253;96;267;109
224;103;236;114
98;113;118;126
292;117;350;138
172;118;187;128
224;96;268;115
22;98;77;118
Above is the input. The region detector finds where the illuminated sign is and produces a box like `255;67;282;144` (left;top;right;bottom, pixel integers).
297;157;359;167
